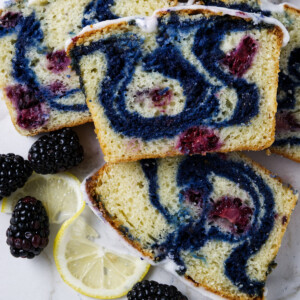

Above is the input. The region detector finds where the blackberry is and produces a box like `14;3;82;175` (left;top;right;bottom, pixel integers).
0;154;32;200
127;280;188;300
6;196;50;259
28;128;84;174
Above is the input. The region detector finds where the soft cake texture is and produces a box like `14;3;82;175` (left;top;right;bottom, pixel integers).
86;153;298;300
0;0;176;135
68;7;283;163
194;2;300;162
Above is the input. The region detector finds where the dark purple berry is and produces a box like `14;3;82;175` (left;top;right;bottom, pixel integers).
28;128;84;174
6;196;50;259
221;35;258;77
177;126;222;155
46;50;71;73
276;111;300;132
149;88;172;107
0;154;32;200
127;280;188;300
48;80;67;95
17;103;50;129
0;12;22;28
282;216;288;225
210;196;253;234
135;88;172;107
5;84;49;129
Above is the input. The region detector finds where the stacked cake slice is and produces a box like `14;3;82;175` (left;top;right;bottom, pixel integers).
0;1;299;300
67;7;284;162
68;5;298;300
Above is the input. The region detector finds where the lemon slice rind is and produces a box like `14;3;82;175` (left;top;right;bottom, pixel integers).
54;211;150;299
1;172;84;224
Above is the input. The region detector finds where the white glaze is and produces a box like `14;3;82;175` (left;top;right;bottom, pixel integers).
1;0;15;8
261;0;286;12
66;4;289;51
261;0;300;12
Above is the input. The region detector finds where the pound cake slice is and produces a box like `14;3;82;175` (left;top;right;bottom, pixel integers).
67;6;285;163
192;2;300;162
0;0;177;135
85;153;298;300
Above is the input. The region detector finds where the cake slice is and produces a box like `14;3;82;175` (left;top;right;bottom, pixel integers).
268;4;300;162
67;6;285;163
193;1;300;163
0;0;177;135
85;153;298;300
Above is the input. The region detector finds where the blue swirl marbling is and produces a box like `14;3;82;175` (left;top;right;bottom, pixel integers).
199;0;265;14
274;48;300;147
141;154;275;297
82;0;117;27
1;13;88;113
71;14;269;140
277;48;300;111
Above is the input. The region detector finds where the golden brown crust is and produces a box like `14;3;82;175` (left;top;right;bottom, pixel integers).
85;154;298;300
1;89;92;136
85;166;155;260
269;147;300;163
283;3;300;16
185;275;263;300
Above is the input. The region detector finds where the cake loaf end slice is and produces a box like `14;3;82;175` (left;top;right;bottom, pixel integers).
86;153;298;300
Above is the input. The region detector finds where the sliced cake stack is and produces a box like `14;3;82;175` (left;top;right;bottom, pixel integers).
0;1;299;300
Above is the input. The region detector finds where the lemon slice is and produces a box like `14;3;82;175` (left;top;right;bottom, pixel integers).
1;172;84;224
54;209;150;299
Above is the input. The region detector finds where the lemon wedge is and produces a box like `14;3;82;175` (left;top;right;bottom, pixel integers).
54;209;150;299
1;172;84;224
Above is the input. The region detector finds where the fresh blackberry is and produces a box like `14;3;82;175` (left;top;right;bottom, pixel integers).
28;128;84;174
6;196;49;259
127;280;188;300
0;154;32;200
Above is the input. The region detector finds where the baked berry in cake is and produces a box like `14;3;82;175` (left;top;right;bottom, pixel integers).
67;6;284;162
0;0;177;135
85;153;298;300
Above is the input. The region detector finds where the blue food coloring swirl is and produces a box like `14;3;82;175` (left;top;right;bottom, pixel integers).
197;0;266;14
70;15;269;140
1;12;88;113
82;0;118;27
141;154;275;297
274;48;300;147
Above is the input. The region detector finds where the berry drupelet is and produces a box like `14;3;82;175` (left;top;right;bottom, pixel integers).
127;280;188;300
28;128;84;174
6;196;49;259
0;153;32;200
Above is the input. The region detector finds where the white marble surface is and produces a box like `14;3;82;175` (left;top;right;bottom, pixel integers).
1;1;300;299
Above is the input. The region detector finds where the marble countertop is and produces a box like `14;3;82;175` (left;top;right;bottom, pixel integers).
1;1;300;299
